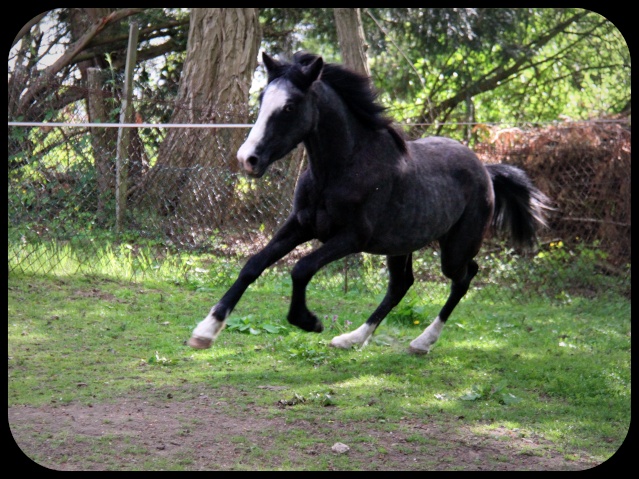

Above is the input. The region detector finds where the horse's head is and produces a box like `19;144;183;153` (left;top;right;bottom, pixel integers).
237;52;323;178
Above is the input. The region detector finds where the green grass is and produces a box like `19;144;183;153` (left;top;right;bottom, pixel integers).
7;240;631;469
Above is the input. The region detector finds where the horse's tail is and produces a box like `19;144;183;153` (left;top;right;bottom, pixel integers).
486;164;553;250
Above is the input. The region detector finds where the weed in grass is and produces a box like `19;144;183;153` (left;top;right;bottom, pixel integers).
226;314;288;335
459;381;523;405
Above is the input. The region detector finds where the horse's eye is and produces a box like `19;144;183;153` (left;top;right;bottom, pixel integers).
283;104;294;113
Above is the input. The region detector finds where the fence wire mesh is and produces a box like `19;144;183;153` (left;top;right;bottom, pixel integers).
8;91;631;304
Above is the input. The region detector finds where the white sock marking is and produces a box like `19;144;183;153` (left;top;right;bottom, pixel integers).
409;316;445;353
191;305;228;342
330;323;376;349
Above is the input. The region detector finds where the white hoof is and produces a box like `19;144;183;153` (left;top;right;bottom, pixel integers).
409;316;445;355
188;336;213;349
329;323;375;349
408;342;431;355
329;335;358;349
189;306;227;349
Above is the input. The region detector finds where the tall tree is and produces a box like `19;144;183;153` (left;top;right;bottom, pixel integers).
334;8;370;76
9;8;190;131
73;9;120;217
140;8;261;222
8;8;189;172
9;8;145;123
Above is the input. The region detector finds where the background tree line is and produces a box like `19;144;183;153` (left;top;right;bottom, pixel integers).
8;8;630;217
10;8;630;127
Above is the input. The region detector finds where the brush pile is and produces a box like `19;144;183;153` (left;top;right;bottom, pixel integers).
475;119;631;266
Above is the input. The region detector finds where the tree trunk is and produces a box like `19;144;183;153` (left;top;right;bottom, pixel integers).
87;67;116;219
139;8;261;236
333;8;370;76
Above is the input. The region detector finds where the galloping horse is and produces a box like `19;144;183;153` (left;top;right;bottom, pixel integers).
189;52;551;354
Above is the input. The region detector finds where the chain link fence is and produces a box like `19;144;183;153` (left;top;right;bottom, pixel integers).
8;90;631;303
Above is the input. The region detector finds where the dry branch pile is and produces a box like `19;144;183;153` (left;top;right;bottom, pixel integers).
475;120;631;266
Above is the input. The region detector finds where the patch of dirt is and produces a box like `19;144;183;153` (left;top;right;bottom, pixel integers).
70;288;120;302
9;387;603;471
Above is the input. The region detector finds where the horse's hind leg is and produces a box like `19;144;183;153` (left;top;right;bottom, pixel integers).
331;254;414;348
409;233;482;354
409;258;478;354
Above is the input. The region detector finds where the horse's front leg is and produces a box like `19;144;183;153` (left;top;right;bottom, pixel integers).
188;218;311;349
287;235;359;332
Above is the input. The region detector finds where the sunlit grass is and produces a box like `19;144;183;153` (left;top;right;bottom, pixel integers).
8;237;631;465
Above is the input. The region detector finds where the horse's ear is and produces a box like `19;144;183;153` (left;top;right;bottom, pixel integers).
300;56;323;89
262;52;283;82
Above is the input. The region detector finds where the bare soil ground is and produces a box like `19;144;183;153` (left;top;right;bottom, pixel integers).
9;387;602;471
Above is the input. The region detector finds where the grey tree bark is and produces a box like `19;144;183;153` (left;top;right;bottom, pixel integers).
87;68;114;218
333;8;370;76
142;8;261;226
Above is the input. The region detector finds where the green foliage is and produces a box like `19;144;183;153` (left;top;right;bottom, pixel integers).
475;239;630;302
286;333;332;366
324;314;354;335
9;8;629;156
531;240;629;299
226;315;288;335
358;8;630;127
459;380;523;405
387;293;427;324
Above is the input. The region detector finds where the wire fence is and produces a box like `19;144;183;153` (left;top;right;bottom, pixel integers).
8;94;631;304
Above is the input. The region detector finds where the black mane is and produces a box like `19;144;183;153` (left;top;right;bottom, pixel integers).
290;52;407;153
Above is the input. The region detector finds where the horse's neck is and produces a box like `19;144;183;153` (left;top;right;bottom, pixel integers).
303;90;364;181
